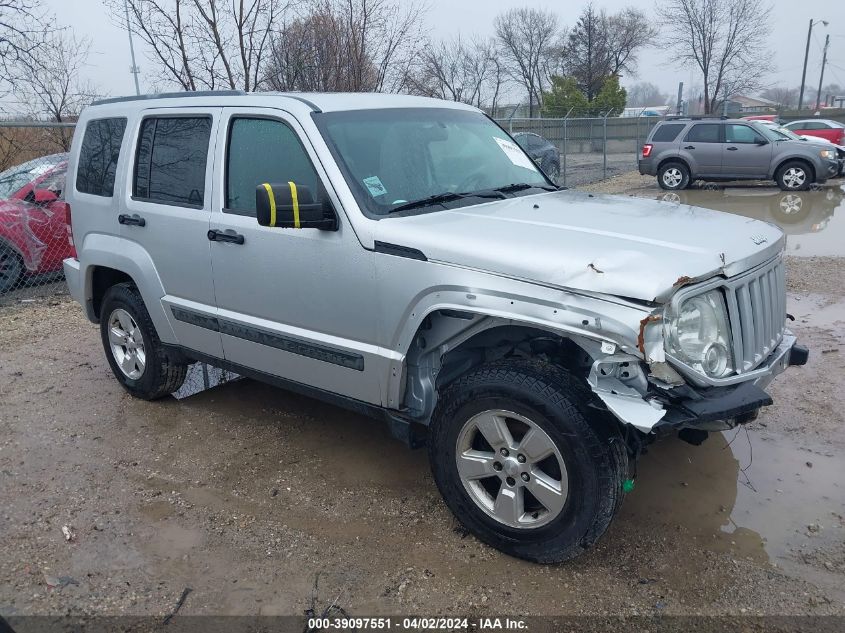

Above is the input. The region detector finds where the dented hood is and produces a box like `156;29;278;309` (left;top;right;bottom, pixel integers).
374;190;785;302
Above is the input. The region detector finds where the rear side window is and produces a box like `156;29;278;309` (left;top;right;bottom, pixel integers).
651;124;685;143
133;116;211;208
685;124;721;143
76;118;127;196
225;117;321;216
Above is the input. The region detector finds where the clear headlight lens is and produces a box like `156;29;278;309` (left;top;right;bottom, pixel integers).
665;290;734;378
820;149;835;160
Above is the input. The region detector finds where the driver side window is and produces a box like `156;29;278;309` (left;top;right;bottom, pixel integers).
225;117;321;217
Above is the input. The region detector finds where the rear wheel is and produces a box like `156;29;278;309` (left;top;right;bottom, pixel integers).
657;162;690;190
429;360;627;563
0;243;23;294
100;283;187;399
775;161;812;191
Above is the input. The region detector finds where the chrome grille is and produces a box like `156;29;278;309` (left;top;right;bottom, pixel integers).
724;257;786;373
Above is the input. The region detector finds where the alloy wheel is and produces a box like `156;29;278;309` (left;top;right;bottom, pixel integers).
455;409;568;529
782;167;806;189
662;168;683;188
107;308;146;379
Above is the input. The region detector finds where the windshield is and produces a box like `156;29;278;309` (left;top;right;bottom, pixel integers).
313;108;551;218
0;154;65;199
753;122;801;141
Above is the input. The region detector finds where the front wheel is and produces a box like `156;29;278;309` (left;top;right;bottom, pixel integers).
657;162;690;190
775;161;812;191
100;282;187;399
429;360;627;563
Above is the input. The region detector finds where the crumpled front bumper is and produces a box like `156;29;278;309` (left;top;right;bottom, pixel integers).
589;334;808;434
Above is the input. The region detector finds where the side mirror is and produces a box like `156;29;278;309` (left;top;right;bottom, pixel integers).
34;189;59;204
755;138;769;145
255;183;337;230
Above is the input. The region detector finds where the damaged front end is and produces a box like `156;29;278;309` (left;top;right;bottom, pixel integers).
585;254;808;439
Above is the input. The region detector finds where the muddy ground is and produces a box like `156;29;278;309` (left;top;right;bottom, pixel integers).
1;176;844;621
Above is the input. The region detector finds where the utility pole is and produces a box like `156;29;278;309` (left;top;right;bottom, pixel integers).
124;0;141;95
798;18;828;111
815;34;830;110
676;82;684;116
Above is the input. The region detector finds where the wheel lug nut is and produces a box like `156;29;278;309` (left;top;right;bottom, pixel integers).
500;448;509;457
506;476;516;487
517;454;526;463
521;473;530;482
493;461;502;471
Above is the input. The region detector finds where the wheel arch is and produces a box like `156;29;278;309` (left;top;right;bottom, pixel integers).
393;304;638;426
773;156;815;182
79;233;175;342
657;156;691;175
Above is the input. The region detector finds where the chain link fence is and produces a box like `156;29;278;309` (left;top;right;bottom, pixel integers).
495;115;662;188
0;121;75;303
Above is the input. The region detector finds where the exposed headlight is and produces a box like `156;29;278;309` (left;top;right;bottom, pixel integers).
665;290;733;378
820;149;835;160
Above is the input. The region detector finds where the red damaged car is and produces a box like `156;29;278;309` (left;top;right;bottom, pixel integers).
0;153;73;293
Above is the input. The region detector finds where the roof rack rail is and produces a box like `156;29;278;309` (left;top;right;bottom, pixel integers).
663;115;730;121
92;90;246;106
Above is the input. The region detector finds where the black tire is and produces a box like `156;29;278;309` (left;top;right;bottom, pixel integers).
429;359;627;563
0;243;24;294
99;282;187;399
657;161;690;190
775;160;813;191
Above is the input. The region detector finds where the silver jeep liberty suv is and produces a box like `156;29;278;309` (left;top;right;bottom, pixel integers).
63;92;807;562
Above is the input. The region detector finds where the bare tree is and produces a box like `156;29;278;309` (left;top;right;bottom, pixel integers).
406;37;504;109
106;0;285;92
758;86;798;110
11;31;101;149
0;0;48;90
494;7;559;117
264;0;427;93
562;4;656;102
658;0;772;114
626;81;668;107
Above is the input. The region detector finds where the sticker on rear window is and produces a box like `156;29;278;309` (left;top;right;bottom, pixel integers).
363;176;387;197
493;137;538;171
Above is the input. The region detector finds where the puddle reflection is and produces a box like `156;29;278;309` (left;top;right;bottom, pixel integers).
653;183;845;256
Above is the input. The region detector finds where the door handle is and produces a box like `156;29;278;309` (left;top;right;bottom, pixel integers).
726;146;739;151
118;213;146;227
207;228;245;245
684;145;695;150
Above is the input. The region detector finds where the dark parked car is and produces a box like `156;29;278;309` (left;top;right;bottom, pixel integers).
0;154;72;293
512;132;561;181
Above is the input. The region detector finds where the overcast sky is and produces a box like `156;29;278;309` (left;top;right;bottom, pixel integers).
40;0;845;102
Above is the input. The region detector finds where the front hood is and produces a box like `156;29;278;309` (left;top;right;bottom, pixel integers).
374;191;784;302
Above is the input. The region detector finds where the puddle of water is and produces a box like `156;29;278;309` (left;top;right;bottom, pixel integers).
789;294;845;329
649;183;845;257
623;430;845;599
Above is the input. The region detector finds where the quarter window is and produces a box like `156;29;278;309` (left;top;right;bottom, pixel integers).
133;116;211;208
225;117;321;216
76;118;127;196
651;124;686;143
684;124;721;143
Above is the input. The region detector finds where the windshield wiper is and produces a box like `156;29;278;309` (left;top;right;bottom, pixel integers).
387;190;504;214
493;182;560;194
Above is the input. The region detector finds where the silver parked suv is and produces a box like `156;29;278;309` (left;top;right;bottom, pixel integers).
639;117;840;191
64;92;808;562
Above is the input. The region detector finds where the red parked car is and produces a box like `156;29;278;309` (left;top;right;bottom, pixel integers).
783;119;845;145
0;154;73;293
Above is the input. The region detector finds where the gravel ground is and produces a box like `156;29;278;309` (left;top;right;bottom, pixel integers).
1;173;844;621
